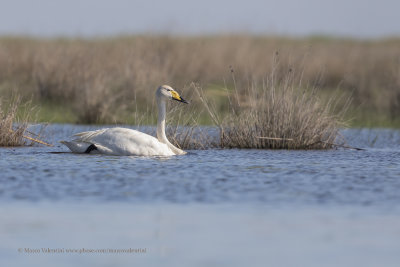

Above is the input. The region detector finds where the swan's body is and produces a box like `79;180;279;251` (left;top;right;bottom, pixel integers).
61;85;188;156
61;127;178;156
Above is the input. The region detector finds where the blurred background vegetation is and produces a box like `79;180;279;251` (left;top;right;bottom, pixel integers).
0;35;399;127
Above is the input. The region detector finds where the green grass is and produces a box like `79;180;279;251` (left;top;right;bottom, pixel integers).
21;88;400;128
346;109;400;128
33;101;77;123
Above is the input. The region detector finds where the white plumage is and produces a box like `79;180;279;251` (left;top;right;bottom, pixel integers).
60;85;188;156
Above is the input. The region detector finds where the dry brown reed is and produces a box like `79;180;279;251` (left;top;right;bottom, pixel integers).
0;36;399;125
195;57;348;149
0;96;29;146
0;95;51;147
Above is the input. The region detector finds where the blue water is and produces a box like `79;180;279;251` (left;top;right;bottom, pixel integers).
1;125;400;267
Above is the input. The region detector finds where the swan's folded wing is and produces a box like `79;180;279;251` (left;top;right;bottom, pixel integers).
73;128;110;142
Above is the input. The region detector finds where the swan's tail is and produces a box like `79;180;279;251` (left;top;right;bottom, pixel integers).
60;141;95;153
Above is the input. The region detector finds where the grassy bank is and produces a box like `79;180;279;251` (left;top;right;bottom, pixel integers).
0;35;399;127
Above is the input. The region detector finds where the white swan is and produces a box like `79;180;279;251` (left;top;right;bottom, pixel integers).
60;85;188;156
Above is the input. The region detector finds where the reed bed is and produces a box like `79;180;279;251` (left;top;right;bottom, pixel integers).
0;35;397;149
195;60;348;149
0;96;29;146
0;95;51;147
0;36;399;125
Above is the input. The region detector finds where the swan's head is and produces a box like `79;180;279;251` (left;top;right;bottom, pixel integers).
156;85;188;104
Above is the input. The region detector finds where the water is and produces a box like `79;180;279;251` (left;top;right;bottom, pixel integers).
1;125;400;266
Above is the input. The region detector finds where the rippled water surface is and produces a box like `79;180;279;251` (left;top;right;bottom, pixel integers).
1;125;400;267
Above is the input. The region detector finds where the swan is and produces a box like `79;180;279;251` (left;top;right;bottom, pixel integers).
60;85;188;156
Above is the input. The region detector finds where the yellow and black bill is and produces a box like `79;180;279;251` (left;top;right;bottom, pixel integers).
171;90;189;104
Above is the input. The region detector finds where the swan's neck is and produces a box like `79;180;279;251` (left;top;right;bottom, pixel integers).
156;98;185;155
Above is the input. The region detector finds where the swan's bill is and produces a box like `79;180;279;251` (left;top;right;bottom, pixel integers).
171;90;188;104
